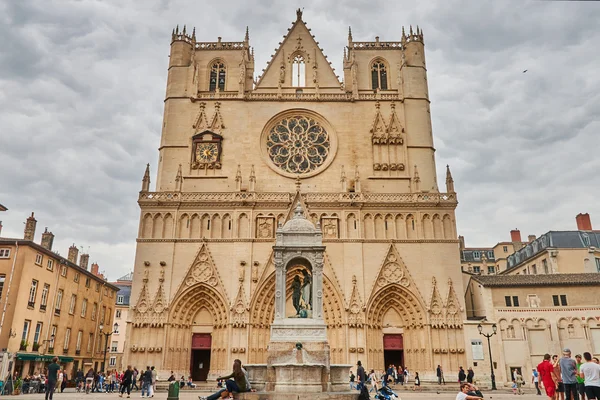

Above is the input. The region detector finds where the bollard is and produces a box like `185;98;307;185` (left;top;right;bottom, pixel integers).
167;381;180;400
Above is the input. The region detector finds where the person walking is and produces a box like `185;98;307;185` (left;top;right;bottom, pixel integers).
539;354;559;400
356;361;366;391
413;372;422;391
131;368;139;391
119;365;133;398
150;366;157;397
437;365;446;385
56;369;63;392
141;366;152;398
555;355;566;400
369;369;379;393
516;371;525;395
45;357;60;400
467;368;475;384
580;352;600;400
459;367;467;384
561;349;580;400
533;368;542;395
576;354;587;400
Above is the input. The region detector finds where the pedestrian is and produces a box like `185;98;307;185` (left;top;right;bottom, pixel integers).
459;366;467;383
576;354;587;400
56;369;63;391
555;355;566;400
369;369;378;393
413;372;421;391
61;371;67;392
532;368;542;395
560;349;580;400
467;367;475;384
45;357;60;400
456;382;483;400
580;352;600;400
516;371;525;395
151;366;157;396
538;354;558;400
199;359;252;400
437;365;444;385
141;366;152;398
404;367;409;385
356;360;366;391
119;365;133;398
132;368;139;391
349;371;356;390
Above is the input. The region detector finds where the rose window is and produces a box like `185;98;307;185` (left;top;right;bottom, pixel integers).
266;116;330;174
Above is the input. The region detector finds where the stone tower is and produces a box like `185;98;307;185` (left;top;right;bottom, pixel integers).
126;10;466;381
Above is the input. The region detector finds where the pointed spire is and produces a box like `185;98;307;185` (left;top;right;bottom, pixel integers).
413;165;421;192
141;164;150;192
446;165;455;193
296;8;303;22
354;166;361;192
191;27;196;41
176;25;179;35
249;164;256;191
182;25;187;35
175;164;183;191
340;165;347;192
244;26;250;44
410;25;413;36
235;164;242;191
348;26;353;46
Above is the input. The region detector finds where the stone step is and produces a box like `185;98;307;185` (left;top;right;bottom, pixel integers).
236;392;358;400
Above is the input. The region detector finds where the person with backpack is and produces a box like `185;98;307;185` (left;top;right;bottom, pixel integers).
356;361;366;391
459;367;467;383
532;368;541;396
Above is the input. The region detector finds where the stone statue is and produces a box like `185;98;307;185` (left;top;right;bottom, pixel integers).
291;275;302;314
301;269;312;310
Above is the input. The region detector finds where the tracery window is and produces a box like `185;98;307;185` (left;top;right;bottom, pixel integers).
209;61;226;91
371;59;388;90
266;115;330;174
292;55;306;87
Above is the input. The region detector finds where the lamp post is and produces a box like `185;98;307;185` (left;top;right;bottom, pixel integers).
99;323;118;373
41;334;55;354
478;323;497;390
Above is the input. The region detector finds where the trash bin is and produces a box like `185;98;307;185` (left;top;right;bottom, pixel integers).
167;381;180;400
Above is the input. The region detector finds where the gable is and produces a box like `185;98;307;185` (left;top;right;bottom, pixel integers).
255;10;342;90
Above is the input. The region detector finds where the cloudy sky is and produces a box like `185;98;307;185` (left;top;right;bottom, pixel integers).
1;0;599;280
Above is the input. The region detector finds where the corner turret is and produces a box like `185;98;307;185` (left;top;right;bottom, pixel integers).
141;164;151;192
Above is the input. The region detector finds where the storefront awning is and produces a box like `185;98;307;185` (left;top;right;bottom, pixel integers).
16;353;74;363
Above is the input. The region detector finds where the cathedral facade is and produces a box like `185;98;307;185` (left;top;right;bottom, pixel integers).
125;10;467;380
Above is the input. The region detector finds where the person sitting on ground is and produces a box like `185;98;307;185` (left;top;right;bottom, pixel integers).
199;359;254;400
457;382;483;400
187;376;196;389
167;371;176;382
179;376;185;389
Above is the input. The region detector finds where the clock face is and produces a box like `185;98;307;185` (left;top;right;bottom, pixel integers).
196;143;218;163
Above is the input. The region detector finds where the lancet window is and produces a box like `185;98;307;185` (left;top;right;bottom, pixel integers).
292;54;306;87
209;61;226;91
371;59;388;90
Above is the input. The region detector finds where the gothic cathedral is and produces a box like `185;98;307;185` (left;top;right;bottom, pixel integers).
126;9;467;380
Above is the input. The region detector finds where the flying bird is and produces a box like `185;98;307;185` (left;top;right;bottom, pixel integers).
523;69;528;73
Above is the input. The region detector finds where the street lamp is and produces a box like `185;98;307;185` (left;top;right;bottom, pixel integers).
99;323;118;373
41;334;55;354
478;323;497;390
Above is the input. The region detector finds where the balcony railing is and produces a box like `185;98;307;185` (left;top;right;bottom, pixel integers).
40;304;47;312
54;309;60;316
47;347;54;354
27;301;35;309
63;348;69;354
75;350;81;355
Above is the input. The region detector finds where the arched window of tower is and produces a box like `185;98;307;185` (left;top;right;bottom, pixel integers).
209;61;226;91
292;54;306;87
371;59;388;90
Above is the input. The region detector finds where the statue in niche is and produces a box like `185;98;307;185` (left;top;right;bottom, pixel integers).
301;269;312;310
292;275;302;315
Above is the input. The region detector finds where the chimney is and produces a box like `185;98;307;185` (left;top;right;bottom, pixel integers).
510;229;522;242
528;235;536;243
459;235;465;249
41;228;55;251
79;254;90;270
67;244;79;264
24;212;37;241
91;262;99;275
576;213;592;231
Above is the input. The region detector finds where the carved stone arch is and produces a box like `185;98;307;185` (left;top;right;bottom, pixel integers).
200;213;211;238
374;213;385;239
421;214;433;239
346;213;358;239
384;214;395;239
276;213;286;229
442;214;454;239
395;214;406;239
142;213;153;238
432;214;442;239
152;213;164;239
406;214;416;239
211;213;221;239
237;213;249;238
369;56;390;90
163;213;174;238
190;213;201;238
222;213;232;239
206;57;227;91
363;213;374;239
179;213;190;239
309;213;319;226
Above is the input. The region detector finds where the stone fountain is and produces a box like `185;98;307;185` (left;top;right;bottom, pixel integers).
244;203;355;400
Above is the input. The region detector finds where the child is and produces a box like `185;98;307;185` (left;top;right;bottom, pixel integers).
512;381;518;395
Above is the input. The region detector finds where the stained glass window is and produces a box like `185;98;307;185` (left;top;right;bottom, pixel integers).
209;62;226;91
266;115;330;174
371;60;388;90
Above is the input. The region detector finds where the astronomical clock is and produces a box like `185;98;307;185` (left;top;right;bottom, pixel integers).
191;131;223;169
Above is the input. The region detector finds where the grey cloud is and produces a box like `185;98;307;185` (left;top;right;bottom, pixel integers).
1;0;598;279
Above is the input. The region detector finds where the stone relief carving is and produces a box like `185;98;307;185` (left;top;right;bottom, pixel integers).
256;216;275;239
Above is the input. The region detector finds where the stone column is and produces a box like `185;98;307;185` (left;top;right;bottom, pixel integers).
274;250;285;320
313;254;324;320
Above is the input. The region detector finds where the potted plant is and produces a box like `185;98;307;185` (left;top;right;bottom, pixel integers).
13;377;22;395
32;342;40;352
19;340;28;351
